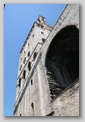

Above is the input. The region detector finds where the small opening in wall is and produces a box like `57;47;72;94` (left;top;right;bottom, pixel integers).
31;103;34;110
31;79;33;85
23;57;26;64
31;102;34;116
23;70;26;79
41;31;44;34
28;62;31;71
33;52;37;60
37;24;44;29
19;78;21;87
28;51;30;57
20;114;22;116
42;38;45;43
46;111;54;116
32;34;34;37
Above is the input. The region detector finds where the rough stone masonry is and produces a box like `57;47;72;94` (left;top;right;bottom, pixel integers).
14;4;79;116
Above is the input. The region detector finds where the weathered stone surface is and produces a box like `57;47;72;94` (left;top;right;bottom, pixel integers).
14;4;79;116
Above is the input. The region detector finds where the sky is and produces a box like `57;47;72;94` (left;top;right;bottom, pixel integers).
4;4;66;116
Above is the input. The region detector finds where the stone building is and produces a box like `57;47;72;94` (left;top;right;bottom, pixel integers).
13;4;79;116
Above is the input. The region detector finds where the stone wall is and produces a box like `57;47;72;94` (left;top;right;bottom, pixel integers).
52;81;79;116
40;4;79;116
14;4;79;116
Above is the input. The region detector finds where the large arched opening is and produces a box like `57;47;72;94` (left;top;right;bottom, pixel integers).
45;25;79;101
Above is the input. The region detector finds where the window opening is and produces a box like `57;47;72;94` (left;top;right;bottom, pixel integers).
32;34;34;37
19;78;21;87
41;31;44;34
42;38;45;43
23;57;26;64
31;103;34;110
20;114;22;116
33;52;37;60
28;51;30;57
23;70;26;79
31;79;33;85
45;26;79;101
28;62;31;71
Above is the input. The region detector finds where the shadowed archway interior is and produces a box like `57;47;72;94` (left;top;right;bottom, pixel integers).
45;25;79;101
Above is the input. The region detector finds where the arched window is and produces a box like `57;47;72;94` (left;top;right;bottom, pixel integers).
45;25;79;101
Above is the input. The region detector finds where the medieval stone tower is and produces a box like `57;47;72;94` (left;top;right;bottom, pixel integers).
13;4;79;116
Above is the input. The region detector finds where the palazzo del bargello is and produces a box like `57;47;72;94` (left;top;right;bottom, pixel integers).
13;4;79;116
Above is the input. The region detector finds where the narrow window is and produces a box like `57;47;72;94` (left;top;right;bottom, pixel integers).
42;38;45;43
20;114;22;116
28;62;31;71
19;78;21;87
41;31;44;34
23;57;26;64
28;51;30;57
33;52;37;60
32;34;34;37
31;102;34;116
31;103;34;110
23;70;26;79
31;79;33;85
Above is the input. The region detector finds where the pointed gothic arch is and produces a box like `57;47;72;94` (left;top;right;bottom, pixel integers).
45;25;79;101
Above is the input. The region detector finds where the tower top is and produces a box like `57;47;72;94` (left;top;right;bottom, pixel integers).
20;16;53;54
36;15;46;24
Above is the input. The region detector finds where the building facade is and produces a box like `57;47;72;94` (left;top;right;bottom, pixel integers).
14;4;79;116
